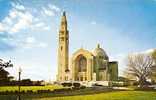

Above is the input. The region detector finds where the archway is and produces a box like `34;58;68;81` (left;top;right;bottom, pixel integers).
72;48;94;81
75;55;87;81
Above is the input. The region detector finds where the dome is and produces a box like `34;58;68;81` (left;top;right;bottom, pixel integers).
93;44;109;60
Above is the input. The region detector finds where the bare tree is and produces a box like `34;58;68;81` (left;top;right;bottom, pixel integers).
151;50;156;83
0;59;13;85
151;49;156;61
0;59;13;69
125;54;153;87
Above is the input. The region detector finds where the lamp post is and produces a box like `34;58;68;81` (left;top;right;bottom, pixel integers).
18;67;22;100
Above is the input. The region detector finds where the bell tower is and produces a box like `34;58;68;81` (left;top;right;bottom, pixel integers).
57;11;69;81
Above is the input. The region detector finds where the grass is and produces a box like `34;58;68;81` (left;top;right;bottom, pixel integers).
0;86;156;100
0;85;63;92
0;90;156;100
29;91;156;100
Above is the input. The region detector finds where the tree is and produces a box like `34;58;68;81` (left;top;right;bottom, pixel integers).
151;50;156;83
151;49;156;61
125;54;153;87
0;59;13;85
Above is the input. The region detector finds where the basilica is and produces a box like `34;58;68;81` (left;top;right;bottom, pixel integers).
57;12;118;82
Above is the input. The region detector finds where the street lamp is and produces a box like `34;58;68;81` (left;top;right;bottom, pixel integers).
18;67;22;100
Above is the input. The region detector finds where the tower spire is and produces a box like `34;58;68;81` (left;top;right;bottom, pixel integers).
60;11;67;31
63;11;66;16
97;43;100;48
57;11;69;81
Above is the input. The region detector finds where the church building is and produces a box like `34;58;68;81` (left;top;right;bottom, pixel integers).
57;12;118;82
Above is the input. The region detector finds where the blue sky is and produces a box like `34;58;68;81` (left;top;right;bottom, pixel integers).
0;0;156;81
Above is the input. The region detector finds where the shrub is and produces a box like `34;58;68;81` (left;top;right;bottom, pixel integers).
37;90;51;93
93;83;103;87
26;90;33;93
73;83;80;88
135;86;154;91
53;88;71;93
21;90;25;93
61;82;72;87
80;85;86;89
14;90;18;93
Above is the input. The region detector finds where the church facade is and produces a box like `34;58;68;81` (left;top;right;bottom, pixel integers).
57;12;118;82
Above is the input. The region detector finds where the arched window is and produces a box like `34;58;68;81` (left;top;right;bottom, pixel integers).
78;56;87;72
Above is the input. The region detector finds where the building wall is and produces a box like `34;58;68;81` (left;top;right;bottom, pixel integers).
108;61;118;81
71;49;94;81
71;49;118;82
94;56;108;81
99;70;107;81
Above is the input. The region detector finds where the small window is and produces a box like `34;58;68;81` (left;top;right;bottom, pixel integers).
80;77;83;81
65;76;68;81
61;46;63;51
61;37;64;41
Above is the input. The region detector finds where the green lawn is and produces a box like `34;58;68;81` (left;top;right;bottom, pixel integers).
0;86;156;100
0;90;156;100
0;85;63;92
31;91;156;100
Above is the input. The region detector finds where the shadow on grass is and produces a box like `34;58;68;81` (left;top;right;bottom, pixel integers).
0;88;156;100
20;88;126;99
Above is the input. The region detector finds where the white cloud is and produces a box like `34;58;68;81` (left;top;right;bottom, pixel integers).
38;42;48;48
0;23;5;32
3;17;12;25
0;2;54;51
144;49;156;54
0;7;33;34
34;18;39;22
48;4;61;12
41;4;61;17
15;5;25;10
11;2;25;10
34;22;45;27
0;3;60;34
129;49;156;56
42;7;55;16
9;9;17;18
43;26;50;30
10;11;33;33
22;36;48;49
31;22;50;31
91;21;97;25
26;37;36;44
